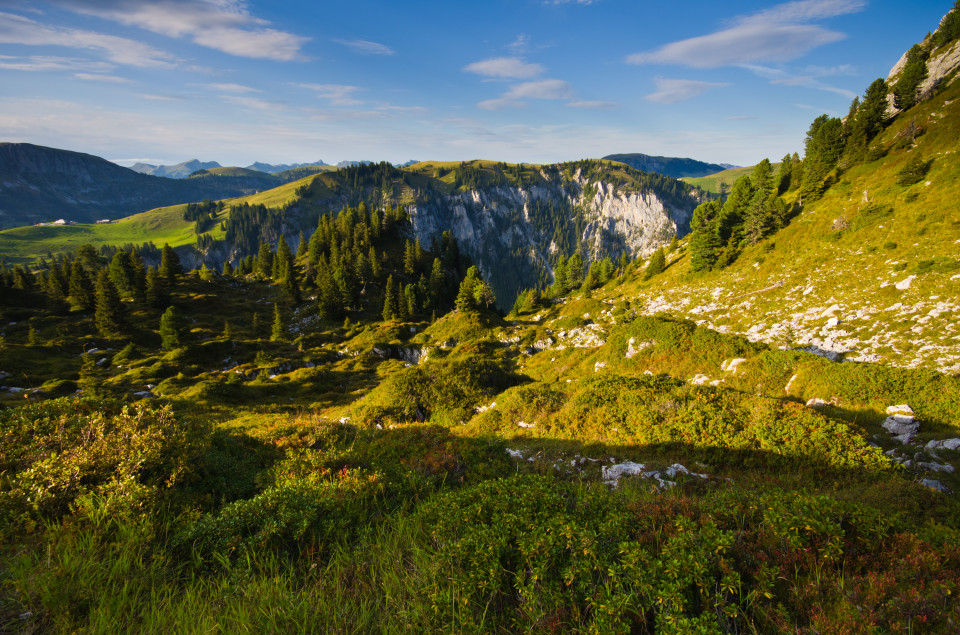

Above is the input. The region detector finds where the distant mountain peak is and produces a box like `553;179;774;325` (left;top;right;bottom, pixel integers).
130;159;221;179
245;160;328;174
602;153;732;179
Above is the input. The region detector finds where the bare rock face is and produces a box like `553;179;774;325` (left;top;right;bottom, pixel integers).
406;169;696;309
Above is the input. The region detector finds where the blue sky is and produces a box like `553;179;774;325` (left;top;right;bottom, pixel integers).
0;0;951;168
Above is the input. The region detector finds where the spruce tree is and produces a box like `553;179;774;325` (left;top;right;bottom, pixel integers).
94;269;126;337
382;274;397;320
551;256;568;297
643;248;666;280
270;303;285;342
566;254;584;290
159;305;185;349
689;201;722;273
145;266;168;308
159;244;181;284
68;260;95;311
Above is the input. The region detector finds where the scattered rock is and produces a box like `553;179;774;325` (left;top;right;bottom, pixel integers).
806;398;831;408
594;361;607;372
601;461;646;486
826;317;840;327
517;421;535;429
721;358;747;373
895;276;916;290
882;415;920;436
921;478;951;493
926;438;960;451
689;374;711;385
820;304;841;318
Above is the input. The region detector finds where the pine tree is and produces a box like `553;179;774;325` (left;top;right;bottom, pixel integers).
256;242;274;279
566;254;584;290
456;266;482;313
108;250;135;298
295;231;308;260
270;303;285;342
159;244;181;284
689;201;722;273
382;274;397;321
893;44;928;110
159;305;185;349
551;256;568;297
222;260;234;276
145;266;168;308
68;260;95;311
643;248;666;280
94;269;126;337
78;352;109;399
222;320;233;340
403;240;416;275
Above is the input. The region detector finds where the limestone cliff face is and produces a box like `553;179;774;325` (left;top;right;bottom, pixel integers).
886;8;960;115
404;169;696;305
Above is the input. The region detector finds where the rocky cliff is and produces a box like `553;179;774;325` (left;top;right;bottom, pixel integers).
402;166;697;305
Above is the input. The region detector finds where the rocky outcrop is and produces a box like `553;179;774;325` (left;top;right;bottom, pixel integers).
406;169;696;308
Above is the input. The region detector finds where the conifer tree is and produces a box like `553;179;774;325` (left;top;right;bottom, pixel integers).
94;269;126;337
296;231;308;260
145;266;168;308
270;303;285;342
78;352;109;399
159;305;185;349
643;248;666;280
566;254;584;290
256;242;274;279
159;244;181;284
68;260;95;311
551;256;568;297
382;274;397;321
222;320;233;340
222;260;234;276
108;250;135;298
689;200;722;273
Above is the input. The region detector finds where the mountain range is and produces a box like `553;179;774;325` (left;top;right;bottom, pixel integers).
602;153;734;178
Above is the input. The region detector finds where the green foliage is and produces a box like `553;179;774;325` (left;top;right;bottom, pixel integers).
356;356;520;426
896;154;933;186
643;247;666;280
159;305;185;349
94;268;126;337
0;398;205;527
893;44;929;110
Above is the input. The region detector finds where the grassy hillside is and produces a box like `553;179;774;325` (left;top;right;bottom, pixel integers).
682;163;782;194
606;77;960;375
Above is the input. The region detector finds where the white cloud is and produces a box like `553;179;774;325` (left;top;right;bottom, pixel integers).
0;54;114;72
507;34;529;55
0;11;176;67
334;39;395;55
744;64;857;98
297;83;365;107
37;0;310;61
477;79;574;110
568;100;618;109
208;82;260;93
220;95;286;111
626;0;865;68
463;57;545;79
139;94;182;101
74;72;128;82
645;78;729;104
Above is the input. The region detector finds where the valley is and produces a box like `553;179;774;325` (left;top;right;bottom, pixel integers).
1;2;960;633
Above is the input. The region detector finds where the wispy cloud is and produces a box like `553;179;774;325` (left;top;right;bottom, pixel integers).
568;100;618;109
334;39;395;55
645;78;729;104
507;34;529;55
477;79;574;110
744;64;857;98
208;82;260;93
38;0;310;61
297;83;365;107
0;54;114;72
139;94;182;101
0;11;176;67
463;56;544;79
74;72;128;82
626;0;865;68
220;95;286;111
